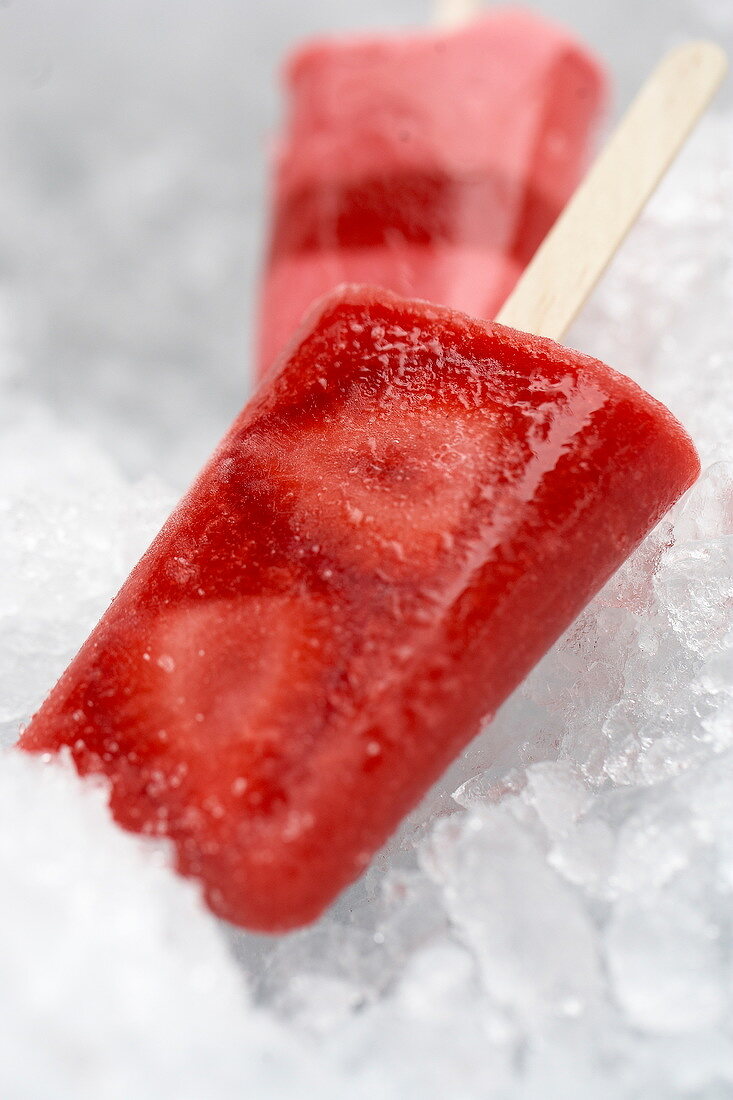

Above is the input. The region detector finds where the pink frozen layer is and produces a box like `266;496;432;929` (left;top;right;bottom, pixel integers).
256;7;606;376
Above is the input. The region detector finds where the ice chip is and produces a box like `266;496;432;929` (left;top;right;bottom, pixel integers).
424;808;602;1021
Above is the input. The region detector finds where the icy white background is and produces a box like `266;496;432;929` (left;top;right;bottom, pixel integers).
0;2;732;1098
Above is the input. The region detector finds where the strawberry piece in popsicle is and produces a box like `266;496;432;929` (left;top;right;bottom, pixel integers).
21;286;698;930
256;8;606;377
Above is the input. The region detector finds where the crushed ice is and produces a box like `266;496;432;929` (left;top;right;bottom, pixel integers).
0;64;732;1100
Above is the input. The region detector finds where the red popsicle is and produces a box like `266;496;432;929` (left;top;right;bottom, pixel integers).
256;8;606;377
20;43;725;931
21;282;698;928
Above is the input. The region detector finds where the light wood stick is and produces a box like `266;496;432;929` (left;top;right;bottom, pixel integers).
432;0;479;29
496;41;728;341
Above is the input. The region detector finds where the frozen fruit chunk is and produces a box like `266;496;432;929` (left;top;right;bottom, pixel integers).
252;372;512;572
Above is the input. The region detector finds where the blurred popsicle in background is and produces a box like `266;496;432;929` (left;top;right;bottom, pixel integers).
255;5;607;377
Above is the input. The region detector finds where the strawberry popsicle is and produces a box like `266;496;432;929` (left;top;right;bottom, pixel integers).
21;286;698;931
256;8;606;377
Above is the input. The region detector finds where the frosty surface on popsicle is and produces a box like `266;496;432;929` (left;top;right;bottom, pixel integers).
256;7;606;377
21;286;699;930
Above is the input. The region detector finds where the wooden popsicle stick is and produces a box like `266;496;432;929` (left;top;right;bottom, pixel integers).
496;41;728;342
432;0;479;29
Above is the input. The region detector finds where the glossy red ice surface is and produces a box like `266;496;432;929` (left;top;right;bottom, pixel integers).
257;8;606;377
21;287;699;931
